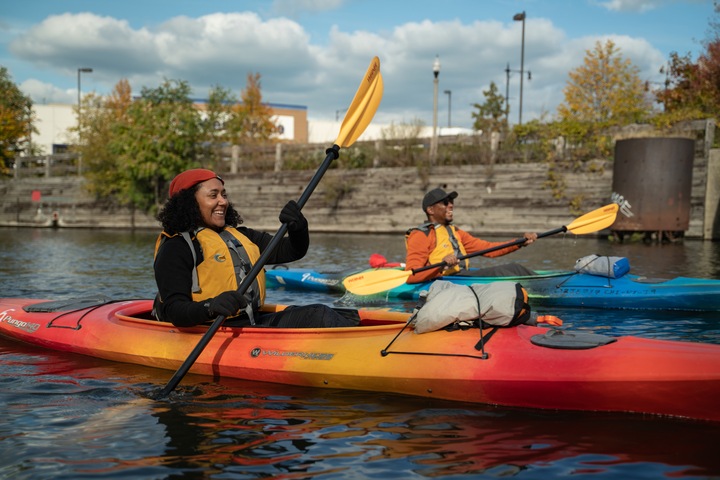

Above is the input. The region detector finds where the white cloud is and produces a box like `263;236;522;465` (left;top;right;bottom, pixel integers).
21;78;75;105
596;0;706;13
10;13;159;75
8;11;669;128
597;0;661;12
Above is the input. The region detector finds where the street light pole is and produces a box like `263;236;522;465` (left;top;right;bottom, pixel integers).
77;67;93;175
77;68;93;139
444;89;451;128
504;63;531;127
430;55;440;164
505;63;511;125
513;11;526;126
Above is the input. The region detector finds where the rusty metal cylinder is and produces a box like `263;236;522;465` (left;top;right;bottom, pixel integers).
611;137;694;232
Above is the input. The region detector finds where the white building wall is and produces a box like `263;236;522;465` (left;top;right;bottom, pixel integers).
306;120;475;144
29;104;476;153
33;104;76;154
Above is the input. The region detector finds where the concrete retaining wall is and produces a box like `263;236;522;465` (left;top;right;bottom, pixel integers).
1;152;715;239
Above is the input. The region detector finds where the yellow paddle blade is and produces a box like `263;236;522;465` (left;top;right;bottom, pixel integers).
566;203;619;235
335;56;383;148
343;203;621;296
342;268;412;296
343;269;412;295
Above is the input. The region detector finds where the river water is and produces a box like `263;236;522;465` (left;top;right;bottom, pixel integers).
1;227;719;479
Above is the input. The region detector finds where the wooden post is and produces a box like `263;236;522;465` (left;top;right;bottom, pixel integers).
274;143;283;172
704;148;720;240
490;131;500;164
231;145;240;174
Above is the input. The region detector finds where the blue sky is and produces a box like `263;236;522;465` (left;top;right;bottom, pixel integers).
1;0;714;129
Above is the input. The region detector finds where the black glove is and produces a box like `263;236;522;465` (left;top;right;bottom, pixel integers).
207;291;247;318
279;200;308;232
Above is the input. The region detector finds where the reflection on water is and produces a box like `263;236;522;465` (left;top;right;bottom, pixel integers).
1;228;720;478
1;341;718;479
0;228;157;299
1;228;718;299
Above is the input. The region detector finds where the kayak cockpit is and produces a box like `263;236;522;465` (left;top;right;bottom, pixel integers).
21;296;409;329
23;294;116;313
112;301;411;329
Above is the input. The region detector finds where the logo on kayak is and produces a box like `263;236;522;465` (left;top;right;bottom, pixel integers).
0;309;41;334
213;254;226;262
301;272;340;286
250;347;334;360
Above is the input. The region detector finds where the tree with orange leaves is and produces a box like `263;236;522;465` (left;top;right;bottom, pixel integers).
654;3;720;126
227;73;277;145
557;40;650;126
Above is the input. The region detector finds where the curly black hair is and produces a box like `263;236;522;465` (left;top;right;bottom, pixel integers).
156;185;243;234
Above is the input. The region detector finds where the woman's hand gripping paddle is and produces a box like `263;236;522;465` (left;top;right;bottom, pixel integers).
342;203;619;296
157;57;384;398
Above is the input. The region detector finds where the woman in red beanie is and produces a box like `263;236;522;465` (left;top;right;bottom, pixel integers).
153;168;356;328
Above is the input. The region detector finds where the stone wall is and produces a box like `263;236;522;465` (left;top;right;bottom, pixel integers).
1;153;713;239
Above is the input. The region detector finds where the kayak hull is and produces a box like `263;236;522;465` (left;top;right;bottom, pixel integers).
1;296;720;422
266;267;348;292
266;267;720;311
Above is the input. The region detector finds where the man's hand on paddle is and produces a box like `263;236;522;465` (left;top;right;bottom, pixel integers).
521;232;538;246
442;254;460;266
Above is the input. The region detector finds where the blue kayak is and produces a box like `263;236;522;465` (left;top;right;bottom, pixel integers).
266;266;720;311
266;266;351;293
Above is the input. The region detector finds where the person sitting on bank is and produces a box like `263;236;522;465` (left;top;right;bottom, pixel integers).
153;168;356;328
405;188;538;284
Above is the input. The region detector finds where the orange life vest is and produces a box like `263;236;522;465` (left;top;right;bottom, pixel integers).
406;223;469;275
154;227;265;318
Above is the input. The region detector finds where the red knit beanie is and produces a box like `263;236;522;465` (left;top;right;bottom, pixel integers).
168;169;223;197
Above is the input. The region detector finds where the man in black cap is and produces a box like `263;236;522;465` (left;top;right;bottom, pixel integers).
404;188;537;284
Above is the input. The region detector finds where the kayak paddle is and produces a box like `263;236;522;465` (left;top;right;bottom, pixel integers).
342;203;619;296
158;56;384;398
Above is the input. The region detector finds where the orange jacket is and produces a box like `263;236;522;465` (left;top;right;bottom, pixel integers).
404;225;522;283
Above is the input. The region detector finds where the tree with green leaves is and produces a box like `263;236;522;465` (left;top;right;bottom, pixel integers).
198;85;237;169
471;81;506;134
557;40;650;126
0;67;35;174
79;79;133;201
115;79;202;211
80;74;277;213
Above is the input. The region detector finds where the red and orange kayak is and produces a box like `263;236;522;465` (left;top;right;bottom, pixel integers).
1;295;719;422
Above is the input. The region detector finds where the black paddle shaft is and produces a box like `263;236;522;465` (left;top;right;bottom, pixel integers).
412;225;567;275
158;145;341;398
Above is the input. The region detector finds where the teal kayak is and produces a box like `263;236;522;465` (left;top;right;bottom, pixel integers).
266;266;720;311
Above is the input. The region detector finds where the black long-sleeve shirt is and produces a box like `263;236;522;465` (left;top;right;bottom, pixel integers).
154;226;309;327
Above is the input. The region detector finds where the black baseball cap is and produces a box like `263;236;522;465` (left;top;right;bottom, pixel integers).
422;188;458;211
